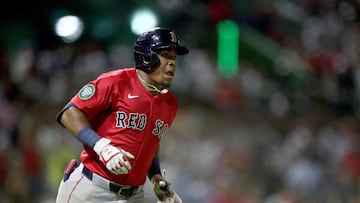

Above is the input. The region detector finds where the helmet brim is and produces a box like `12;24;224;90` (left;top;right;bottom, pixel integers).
176;46;189;55
153;45;189;55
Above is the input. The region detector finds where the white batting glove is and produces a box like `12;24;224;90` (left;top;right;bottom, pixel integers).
93;138;135;175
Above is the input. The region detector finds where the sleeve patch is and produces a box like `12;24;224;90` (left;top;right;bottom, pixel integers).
78;84;96;100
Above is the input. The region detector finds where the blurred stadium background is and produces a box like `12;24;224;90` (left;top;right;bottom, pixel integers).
1;0;360;202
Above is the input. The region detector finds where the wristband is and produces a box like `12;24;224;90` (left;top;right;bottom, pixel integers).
77;126;101;148
148;156;161;180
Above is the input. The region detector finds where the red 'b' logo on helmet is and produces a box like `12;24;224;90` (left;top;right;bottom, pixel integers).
170;32;177;43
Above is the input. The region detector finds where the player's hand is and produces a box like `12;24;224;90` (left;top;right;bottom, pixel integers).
93;138;135;175
156;192;182;203
154;179;182;203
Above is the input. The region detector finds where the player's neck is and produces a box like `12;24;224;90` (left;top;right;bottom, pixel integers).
136;69;164;95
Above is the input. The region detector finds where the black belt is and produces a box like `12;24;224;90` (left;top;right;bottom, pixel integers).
82;166;138;197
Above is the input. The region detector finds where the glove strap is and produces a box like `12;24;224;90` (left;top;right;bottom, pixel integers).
93;138;111;155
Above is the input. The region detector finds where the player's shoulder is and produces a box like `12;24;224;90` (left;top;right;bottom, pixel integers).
97;67;135;80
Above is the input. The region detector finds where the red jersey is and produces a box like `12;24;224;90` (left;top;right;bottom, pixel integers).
71;68;178;186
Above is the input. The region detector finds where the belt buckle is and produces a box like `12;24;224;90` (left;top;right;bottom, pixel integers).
117;186;134;198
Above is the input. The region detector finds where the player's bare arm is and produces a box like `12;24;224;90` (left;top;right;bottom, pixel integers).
60;106;90;136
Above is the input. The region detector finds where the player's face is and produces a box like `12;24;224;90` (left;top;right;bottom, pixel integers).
149;47;177;89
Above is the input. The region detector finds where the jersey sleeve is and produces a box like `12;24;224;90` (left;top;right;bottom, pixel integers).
71;76;113;120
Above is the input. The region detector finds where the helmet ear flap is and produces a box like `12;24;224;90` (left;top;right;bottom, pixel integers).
134;51;160;73
143;55;151;64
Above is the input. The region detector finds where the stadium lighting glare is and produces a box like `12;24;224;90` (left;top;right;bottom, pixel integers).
130;8;158;35
54;15;84;43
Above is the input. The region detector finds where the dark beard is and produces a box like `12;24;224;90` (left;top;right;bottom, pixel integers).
160;80;170;89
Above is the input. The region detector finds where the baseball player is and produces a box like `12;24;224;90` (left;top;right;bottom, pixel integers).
55;27;188;203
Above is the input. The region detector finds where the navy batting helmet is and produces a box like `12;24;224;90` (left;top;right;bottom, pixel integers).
134;27;189;73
